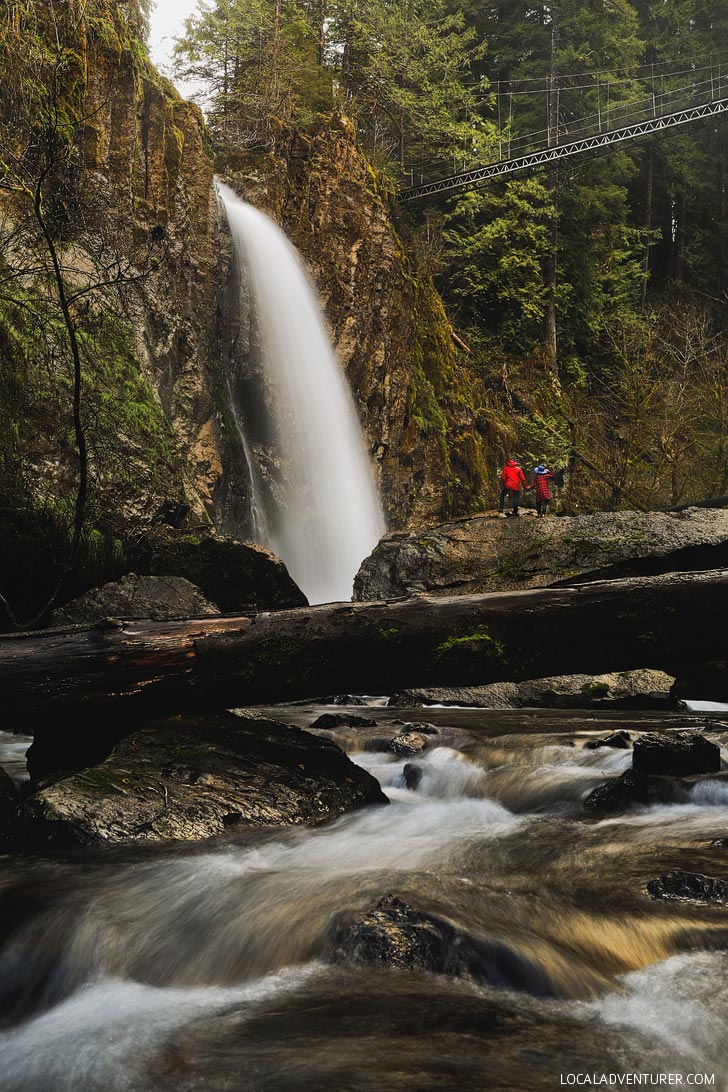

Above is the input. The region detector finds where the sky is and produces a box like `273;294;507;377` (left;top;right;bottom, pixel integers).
148;0;203;99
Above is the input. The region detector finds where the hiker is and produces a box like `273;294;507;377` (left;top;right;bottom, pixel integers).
499;458;527;517
529;463;555;517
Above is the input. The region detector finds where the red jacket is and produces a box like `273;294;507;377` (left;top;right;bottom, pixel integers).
501;460;526;490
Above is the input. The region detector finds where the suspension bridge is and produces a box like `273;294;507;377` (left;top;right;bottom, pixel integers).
399;56;728;204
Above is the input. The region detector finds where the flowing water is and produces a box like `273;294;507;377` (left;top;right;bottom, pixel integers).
216;183;386;605
2;707;728;1090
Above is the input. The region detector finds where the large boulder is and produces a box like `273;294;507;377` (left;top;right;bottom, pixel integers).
387;670;674;710
632;732;721;776
328;894;554;996
18;713;387;847
354;508;728;600
141;532;307;612
49;574;220;625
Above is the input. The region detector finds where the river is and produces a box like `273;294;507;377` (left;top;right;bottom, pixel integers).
1;706;727;1090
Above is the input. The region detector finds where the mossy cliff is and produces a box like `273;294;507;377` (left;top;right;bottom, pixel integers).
0;2;221;533
217;115;509;528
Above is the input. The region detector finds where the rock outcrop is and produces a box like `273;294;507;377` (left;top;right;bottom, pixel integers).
18;713;387;847
354;508;728;599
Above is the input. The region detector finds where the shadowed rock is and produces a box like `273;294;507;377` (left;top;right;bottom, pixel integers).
632;732;721;776
18;713;387;848
583;770;688;813
310;713;378;730
328;894;554;996
585;730;632;750
49;574;220;626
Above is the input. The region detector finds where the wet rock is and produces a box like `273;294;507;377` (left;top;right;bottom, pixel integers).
49;574;220;626
387;670;673;711
583;770;686;813
646;870;728;904
387;734;429;757
18;713;387;848
310;713;378;730
632;732;721;777
396;722;440;736
585;731;632;751
402;763;423;790
354;509;728;599
328;894;554;996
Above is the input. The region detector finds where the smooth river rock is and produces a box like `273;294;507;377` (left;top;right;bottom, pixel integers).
354;508;728;599
18;713;387;848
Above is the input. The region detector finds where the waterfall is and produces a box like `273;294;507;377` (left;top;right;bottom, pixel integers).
216;182;386;605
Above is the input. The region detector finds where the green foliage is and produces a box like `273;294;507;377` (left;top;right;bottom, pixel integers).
441;178;553;352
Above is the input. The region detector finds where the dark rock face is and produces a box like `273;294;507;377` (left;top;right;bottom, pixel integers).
632;732;721;777
19;714;387;847
328;894;554;996
49;575;220;626
585;731;632;751
403;764;423;790
583;770;687;813
646;870;728;904
354;509;728;599
143;532;307;612
310;713;378;731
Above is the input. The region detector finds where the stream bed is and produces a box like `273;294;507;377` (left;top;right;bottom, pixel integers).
1;706;727;1090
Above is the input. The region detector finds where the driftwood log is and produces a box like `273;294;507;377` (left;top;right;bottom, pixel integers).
2;570;726;725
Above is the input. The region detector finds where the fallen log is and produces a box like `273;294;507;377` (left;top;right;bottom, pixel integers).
2;569;726;723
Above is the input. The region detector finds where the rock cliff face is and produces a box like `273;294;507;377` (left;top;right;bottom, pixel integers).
216;116;505;528
80;10;222;518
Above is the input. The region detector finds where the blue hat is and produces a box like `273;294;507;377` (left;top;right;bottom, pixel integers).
534;464;548;474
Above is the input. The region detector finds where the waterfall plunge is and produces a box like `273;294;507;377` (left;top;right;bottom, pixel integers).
217;183;386;605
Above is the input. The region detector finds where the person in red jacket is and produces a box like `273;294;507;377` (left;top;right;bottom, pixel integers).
499;458;527;516
529;463;555;517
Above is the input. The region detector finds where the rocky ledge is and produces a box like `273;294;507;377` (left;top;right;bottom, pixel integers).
15;713;387;848
354;508;728;599
387;670;674;710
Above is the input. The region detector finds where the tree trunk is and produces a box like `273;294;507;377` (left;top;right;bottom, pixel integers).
2;571;726;726
640;144;654;311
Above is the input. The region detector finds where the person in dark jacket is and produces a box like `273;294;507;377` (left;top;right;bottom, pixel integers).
499;458;527;516
529;463;555;517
